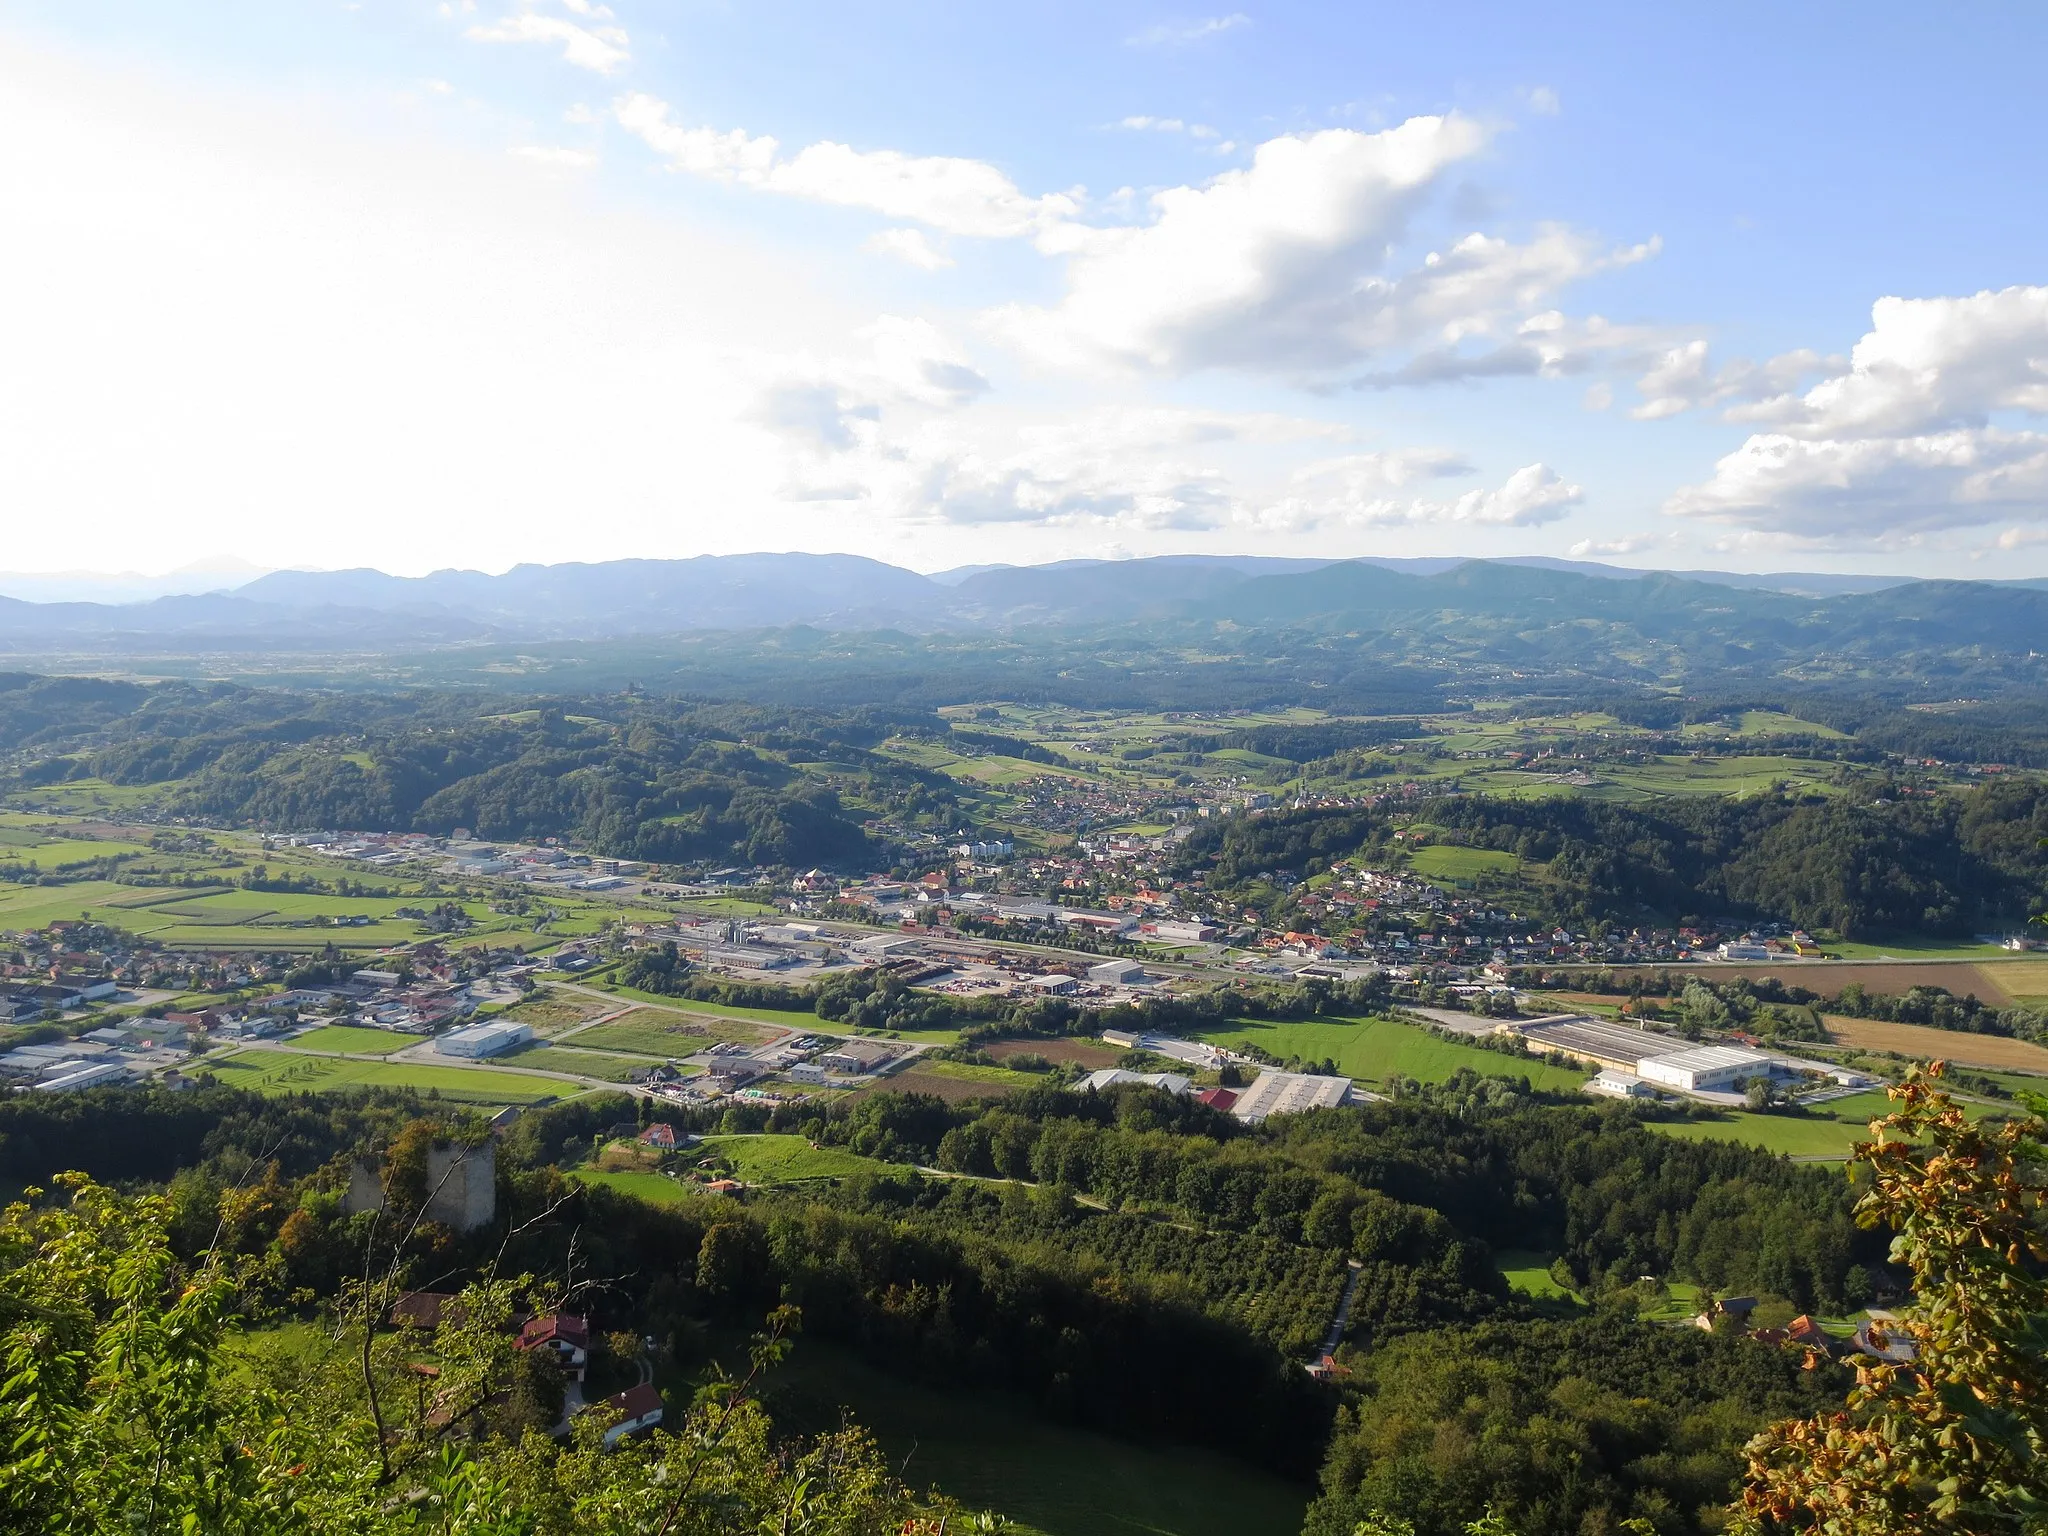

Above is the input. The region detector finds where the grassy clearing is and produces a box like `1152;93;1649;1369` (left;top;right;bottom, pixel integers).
570;1169;699;1206
905;1059;1046;1090
860;1066;1019;1104
580;983;816;1028
1187;1015;1591;1093
1649;1090;1993;1159
572;1009;772;1055
764;1344;1309;1536
700;1134;911;1184
1405;845;1521;883
1496;1249;1581;1303
286;1025;412;1056
209;1050;561;1104
499;989;616;1033
517;1045;675;1082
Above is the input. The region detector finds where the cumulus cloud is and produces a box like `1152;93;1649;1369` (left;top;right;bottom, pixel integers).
866;227;953;269
1667;286;2048;541
987;118;1654;377
615;93;1078;239
467;3;630;74
1629;340;1837;420
1250;455;1580;532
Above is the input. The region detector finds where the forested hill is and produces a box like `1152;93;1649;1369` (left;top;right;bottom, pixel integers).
0;677;985;868
1174;781;2048;936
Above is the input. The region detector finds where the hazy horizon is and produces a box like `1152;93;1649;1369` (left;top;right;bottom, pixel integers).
4;3;2047;581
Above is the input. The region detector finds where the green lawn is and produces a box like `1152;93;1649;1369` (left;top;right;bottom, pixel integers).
699;1134;912;1184
1187;1015;1592;1093
764;1344;1309;1536
208;1050;563;1105
1496;1249;1581;1304
1650;1090;1996;1159
1405;845;1521;883
1820;936;2014;960
286;1024;411;1056
570;1168;700;1206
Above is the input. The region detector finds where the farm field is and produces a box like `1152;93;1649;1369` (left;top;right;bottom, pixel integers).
1823;1014;2048;1072
1587;960;2025;1005
699;1134;912;1184
1186;1015;1592;1093
516;1044;673;1082
764;1343;1310;1536
864;1065;1021;1103
286;1025;412;1056
570;1008;778;1055
904;1059;1046;1091
986;1037;1120;1069
577;981;819;1029
208;1049;565;1104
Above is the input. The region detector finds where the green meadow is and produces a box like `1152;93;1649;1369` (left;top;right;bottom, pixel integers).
1187;1015;1592;1093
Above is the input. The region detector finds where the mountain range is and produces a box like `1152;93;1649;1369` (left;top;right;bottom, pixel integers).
2;555;2047;692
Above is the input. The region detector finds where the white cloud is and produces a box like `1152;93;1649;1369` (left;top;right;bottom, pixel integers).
1119;115;1187;132
1128;14;1251;46
987;118;1652;377
866;227;954;269
1527;86;1561;116
1667;428;2048;541
615;93;1079;239
1249;455;1579;532
1667;287;2048;541
467;4;630;74
1629;340;1836;420
512;144;595;169
1569;533;1664;557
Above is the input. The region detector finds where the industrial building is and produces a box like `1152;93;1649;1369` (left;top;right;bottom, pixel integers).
1087;958;1149;985
1635;1045;1772;1093
1230;1070;1354;1123
435;1021;533;1058
1075;1068;1192;1096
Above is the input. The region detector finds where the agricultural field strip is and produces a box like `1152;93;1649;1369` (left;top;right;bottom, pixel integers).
223;1038;652;1094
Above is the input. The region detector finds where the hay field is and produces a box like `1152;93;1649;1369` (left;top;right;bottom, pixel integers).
1824;1015;2048;1073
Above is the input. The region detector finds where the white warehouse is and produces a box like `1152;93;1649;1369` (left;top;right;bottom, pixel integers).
436;1021;534;1059
1636;1045;1771;1094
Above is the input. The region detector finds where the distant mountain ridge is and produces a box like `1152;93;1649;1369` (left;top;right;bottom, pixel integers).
0;553;2030;673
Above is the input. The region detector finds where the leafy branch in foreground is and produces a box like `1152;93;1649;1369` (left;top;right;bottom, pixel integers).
1737;1068;2048;1534
0;1174;937;1535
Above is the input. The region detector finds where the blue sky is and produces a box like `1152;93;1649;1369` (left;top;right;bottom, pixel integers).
3;1;2047;580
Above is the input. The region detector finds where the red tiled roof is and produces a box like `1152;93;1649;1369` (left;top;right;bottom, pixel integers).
1196;1087;1239;1111
519;1313;589;1349
608;1383;664;1420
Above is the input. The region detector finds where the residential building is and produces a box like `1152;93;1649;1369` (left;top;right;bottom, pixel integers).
600;1384;664;1449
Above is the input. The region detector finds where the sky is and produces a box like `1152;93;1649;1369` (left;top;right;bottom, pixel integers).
3;1;2048;582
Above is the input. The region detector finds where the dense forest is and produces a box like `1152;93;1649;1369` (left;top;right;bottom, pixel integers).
1176;780;2048;936
0;1072;1898;1535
